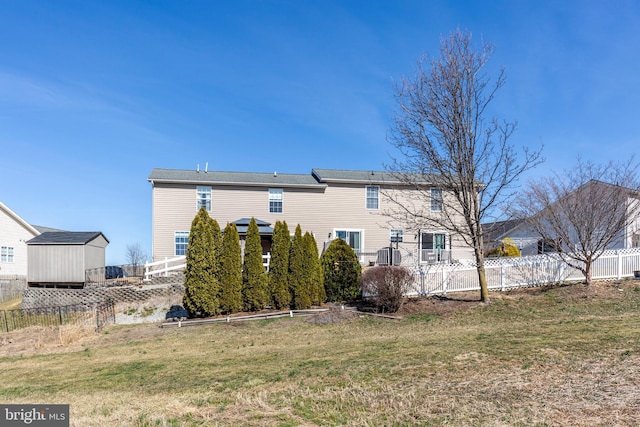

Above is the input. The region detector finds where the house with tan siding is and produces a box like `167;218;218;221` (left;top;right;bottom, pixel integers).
148;168;475;266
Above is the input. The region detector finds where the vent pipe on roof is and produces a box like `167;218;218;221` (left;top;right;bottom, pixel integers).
197;164;200;172
205;162;208;173
274;171;277;177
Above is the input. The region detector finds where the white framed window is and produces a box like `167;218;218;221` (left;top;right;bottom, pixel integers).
366;185;379;210
390;229;403;243
334;229;363;254
196;186;211;211
431;188;443;211
269;188;283;213
1;246;14;263
420;232;447;262
175;231;189;256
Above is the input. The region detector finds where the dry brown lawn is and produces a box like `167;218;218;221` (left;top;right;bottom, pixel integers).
1;280;639;426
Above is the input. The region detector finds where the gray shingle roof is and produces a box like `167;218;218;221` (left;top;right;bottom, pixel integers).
27;231;109;245
148;168;326;188
149;167;443;187
311;168;441;185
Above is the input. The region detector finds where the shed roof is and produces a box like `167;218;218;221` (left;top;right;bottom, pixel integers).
27;231;109;245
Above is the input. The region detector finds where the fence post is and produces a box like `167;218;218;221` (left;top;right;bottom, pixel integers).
617;250;623;280
164;257;168;277
58;307;63;327
442;267;448;294
500;263;505;291
3;310;7;333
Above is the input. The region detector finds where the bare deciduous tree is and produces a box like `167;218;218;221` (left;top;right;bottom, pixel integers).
385;29;542;302
126;242;147;276
512;159;640;286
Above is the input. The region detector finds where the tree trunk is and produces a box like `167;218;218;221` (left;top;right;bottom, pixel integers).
584;261;593;286
475;248;490;303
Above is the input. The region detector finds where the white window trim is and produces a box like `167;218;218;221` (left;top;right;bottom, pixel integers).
333;228;365;254
174;231;189;256
196;186;212;212
1;246;14;263
430;188;443;212
365;185;379;210
269;188;284;214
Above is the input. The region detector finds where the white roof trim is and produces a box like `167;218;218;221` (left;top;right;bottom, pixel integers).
0;201;40;236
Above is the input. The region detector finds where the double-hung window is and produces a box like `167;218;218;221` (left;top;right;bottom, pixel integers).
431;188;443;212
366;185;379;210
1;246;14;263
269;188;283;213
175;232;189;256
196;186;211;211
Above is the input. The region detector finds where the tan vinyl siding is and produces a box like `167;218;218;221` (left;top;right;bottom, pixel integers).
151;179;475;264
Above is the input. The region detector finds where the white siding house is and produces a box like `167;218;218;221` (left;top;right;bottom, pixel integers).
149;168;476;266
0;202;41;277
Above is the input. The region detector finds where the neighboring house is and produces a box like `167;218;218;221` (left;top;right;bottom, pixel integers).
483;181;640;256
0;201;42;276
26;231;109;288
148;167;476;266
482;219;543;256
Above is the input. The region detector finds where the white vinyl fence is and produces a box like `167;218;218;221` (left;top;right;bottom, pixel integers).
407;248;640;296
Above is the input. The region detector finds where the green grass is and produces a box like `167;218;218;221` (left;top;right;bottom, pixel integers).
1;281;639;426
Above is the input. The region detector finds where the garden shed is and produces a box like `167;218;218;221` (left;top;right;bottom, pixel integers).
26;231;109;288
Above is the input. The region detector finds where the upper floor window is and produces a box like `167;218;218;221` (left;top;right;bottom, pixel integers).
366;185;379;210
1;246;14;263
196;186;211;211
431;188;443;211
175;232;189;256
269;188;283;213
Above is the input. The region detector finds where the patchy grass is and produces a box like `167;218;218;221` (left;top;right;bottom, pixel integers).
0;280;639;426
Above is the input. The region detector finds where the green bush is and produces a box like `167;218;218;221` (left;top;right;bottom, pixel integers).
321;238;362;302
289;225;311;309
183;207;220;317
303;232;325;306
268;221;291;309
242;218;268;311
219;223;243;314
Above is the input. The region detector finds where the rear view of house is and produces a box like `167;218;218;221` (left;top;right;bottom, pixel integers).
148;167;475;266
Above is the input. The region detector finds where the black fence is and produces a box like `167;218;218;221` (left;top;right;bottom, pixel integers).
0;300;115;333
85;265;145;288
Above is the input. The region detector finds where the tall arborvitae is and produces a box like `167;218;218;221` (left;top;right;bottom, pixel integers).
210;217;223;281
289;224;311;309
242;217;268;311
321;238;362;302
303;231;325;306
219;223;243;314
268;221;291;309
183;207;220;316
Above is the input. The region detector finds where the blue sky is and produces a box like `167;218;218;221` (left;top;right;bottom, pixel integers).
1;0;639;264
